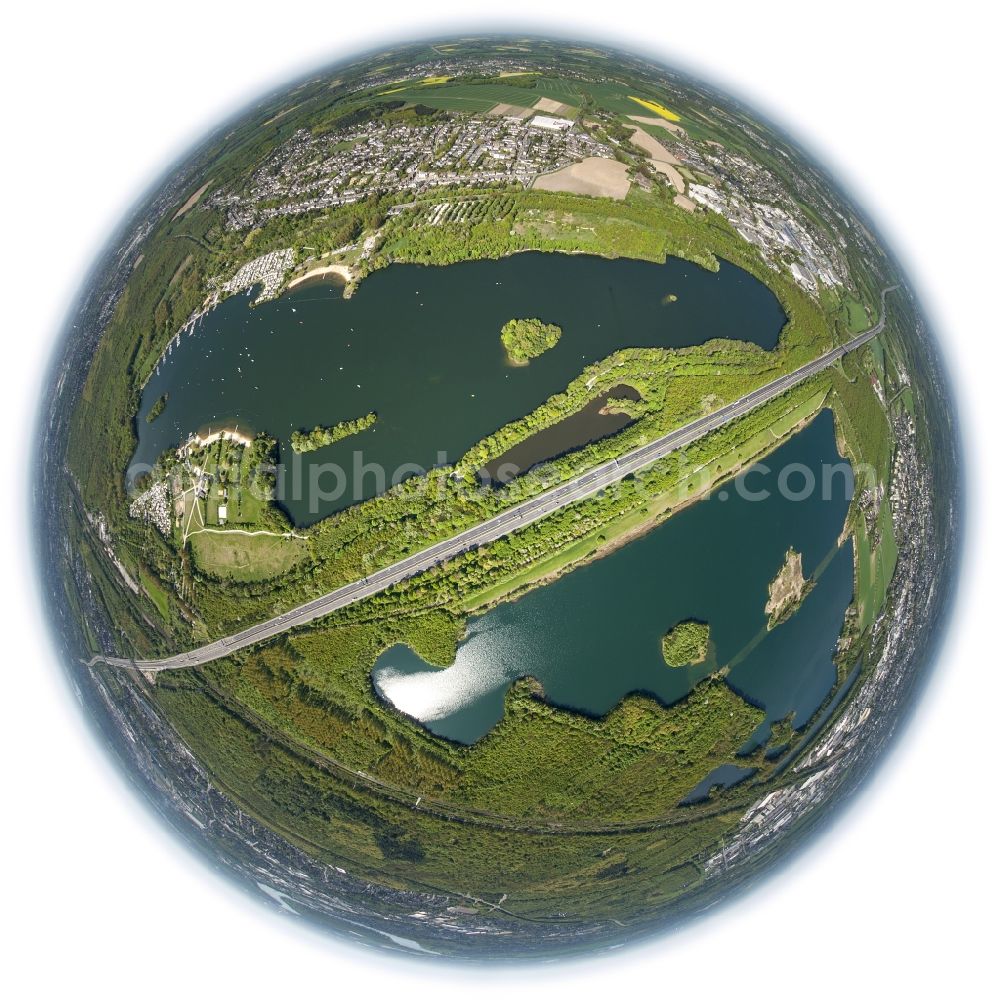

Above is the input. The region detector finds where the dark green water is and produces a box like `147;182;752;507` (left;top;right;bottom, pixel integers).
372;411;855;747
681;764;757;804
133;252;785;525
134;250;847;761
480;384;641;485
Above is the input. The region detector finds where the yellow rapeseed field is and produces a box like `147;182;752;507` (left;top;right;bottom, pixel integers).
628;96;681;121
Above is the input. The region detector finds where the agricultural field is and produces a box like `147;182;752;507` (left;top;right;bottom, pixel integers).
628;96;682;121
532;157;632;199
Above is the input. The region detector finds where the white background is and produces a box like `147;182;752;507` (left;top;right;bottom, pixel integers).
2;1;995;995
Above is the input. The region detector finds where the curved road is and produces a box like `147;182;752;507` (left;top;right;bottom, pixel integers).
91;288;895;672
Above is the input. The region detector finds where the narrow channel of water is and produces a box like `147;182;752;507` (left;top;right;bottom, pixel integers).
681;764;757;804
480;384;641;485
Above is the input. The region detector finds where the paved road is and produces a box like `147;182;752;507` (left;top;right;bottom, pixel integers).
90;288;895;672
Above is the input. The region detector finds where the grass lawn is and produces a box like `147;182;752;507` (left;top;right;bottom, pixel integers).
842;296;871;335
190;532;310;582
855;497;897;632
138;567;170;621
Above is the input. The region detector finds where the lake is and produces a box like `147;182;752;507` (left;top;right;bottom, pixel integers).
372;411;855;747
134;252;786;525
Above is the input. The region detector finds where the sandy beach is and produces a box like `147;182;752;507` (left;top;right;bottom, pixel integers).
286;262;355;289
182;427;254;452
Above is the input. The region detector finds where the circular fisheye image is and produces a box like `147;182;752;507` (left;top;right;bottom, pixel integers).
36;35;960;960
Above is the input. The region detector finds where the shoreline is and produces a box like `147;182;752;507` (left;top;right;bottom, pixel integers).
465;402;831;618
286;262;355;290
139;243;721;389
180;426;254;454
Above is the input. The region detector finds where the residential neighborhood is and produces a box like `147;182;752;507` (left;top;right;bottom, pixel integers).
209;114;615;231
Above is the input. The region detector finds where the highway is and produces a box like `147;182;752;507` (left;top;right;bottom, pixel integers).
89;287;894;673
